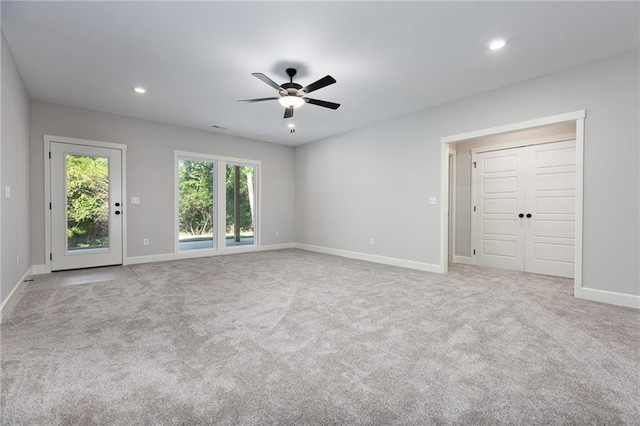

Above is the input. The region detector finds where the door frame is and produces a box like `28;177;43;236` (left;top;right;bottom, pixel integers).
447;147;456;264
43;135;128;273
439;110;585;298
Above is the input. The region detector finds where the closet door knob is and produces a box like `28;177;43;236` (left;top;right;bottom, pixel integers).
526;213;532;218
518;213;524;218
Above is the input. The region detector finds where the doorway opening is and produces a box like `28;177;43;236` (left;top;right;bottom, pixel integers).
439;111;585;296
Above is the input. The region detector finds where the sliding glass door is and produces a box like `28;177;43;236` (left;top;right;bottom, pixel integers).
176;152;258;253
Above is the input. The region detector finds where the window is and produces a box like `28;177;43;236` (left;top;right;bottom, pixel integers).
175;152;259;253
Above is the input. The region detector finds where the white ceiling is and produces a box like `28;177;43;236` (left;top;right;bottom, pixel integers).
2;1;638;146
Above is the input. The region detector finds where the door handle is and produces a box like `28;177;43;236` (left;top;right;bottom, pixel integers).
115;210;121;215
526;213;532;218
115;202;120;207
518;213;524;218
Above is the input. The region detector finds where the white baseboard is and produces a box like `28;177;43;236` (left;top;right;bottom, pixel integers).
295;243;443;273
453;255;474;265
255;243;296;251
126;243;296;265
0;267;32;323
576;287;640;309
125;252;177;265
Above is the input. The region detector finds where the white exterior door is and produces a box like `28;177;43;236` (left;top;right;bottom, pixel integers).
50;142;123;271
474;140;576;278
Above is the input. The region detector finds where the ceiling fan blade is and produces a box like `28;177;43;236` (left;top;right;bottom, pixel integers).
284;107;294;119
252;73;286;93
305;98;341;110
299;75;336;95
238;97;279;103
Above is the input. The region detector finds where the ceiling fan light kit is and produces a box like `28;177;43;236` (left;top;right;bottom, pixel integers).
239;67;340;119
278;96;305;109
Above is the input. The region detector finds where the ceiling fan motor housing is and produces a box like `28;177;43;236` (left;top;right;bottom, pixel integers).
283;68;302;93
281;82;303;93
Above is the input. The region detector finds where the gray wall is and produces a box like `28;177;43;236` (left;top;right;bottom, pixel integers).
296;50;639;296
454;123;576;258
295;112;443;264
1;33;31;304
30;101;295;265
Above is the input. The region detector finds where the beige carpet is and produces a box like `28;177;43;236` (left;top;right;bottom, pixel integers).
1;249;639;424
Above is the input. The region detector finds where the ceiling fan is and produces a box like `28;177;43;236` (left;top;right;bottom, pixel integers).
239;68;340;119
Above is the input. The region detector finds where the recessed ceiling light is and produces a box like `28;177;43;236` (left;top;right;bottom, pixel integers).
287;123;295;128
489;39;507;51
133;86;147;94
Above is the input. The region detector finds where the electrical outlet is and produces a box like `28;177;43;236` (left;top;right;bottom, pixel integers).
4;185;10;199
143;238;149;246
370;238;375;245
276;230;280;237
429;196;438;205
131;196;140;204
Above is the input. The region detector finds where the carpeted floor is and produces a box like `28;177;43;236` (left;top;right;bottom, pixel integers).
1;249;639;424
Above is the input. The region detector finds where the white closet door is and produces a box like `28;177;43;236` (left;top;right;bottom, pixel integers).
524;140;576;278
474;148;526;271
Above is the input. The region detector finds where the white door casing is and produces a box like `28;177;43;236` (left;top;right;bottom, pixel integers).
473;140;576;278
50;142;123;270
448;150;456;263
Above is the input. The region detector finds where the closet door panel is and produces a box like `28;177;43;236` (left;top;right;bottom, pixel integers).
524;140;576;278
474;148;526;271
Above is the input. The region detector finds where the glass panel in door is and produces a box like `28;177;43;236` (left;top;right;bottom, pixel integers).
226;164;256;247
65;154;110;253
178;159;215;250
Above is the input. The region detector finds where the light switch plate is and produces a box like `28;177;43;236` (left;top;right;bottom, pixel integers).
131;196;140;204
429;196;437;205
4;185;10;199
